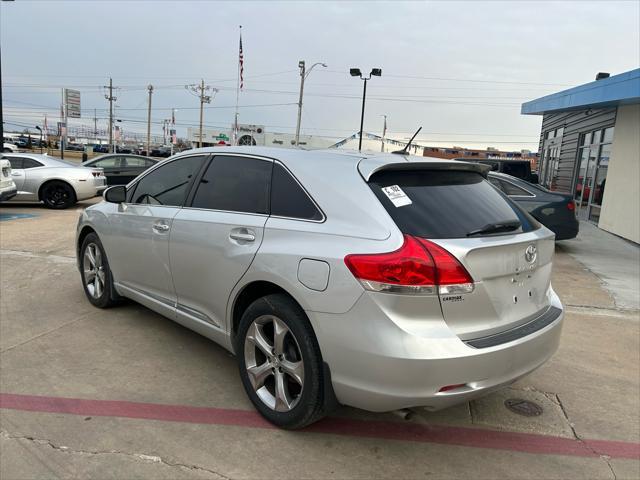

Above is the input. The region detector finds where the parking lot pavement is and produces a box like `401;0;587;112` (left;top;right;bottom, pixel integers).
1;202;639;479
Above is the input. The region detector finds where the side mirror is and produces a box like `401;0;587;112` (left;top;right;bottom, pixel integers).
530;173;539;184
104;185;126;203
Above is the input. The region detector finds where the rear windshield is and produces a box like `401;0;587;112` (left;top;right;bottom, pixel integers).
369;170;538;239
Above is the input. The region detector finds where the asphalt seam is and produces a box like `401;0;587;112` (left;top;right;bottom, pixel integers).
565;303;640;321
0;430;232;480
0;249;76;264
0;313;92;354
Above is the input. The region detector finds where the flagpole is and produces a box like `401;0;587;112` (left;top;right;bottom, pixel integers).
234;25;242;145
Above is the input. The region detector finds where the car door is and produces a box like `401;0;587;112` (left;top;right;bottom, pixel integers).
8;157;43;200
90;156;119;185
169;154;272;329
103;154;208;318
120;156;154;184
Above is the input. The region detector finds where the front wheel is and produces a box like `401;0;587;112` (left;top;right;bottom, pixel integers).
235;294;327;429
41;181;76;209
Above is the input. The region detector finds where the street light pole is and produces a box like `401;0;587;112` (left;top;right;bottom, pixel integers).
295;61;326;147
35;126;42;154
358;78;368;151
350;68;382;152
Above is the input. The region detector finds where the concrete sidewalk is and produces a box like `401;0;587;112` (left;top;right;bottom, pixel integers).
559;221;640;311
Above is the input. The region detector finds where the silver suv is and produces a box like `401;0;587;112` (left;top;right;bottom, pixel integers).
76;147;563;429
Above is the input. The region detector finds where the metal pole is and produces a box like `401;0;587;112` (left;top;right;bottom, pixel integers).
295;61;305;146
107;78;113;153
63;92;68;158
381;115;387;152
358;78;367;151
199;79;204;148
146;84;153;156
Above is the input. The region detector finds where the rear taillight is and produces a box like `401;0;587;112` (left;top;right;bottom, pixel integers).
344;235;474;295
567;200;575;211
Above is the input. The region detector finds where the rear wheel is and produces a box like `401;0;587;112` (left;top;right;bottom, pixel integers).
236;294;326;429
41;181;76;209
80;233;120;308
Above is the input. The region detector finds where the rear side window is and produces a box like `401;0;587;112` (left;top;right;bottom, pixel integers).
7;158;23;169
191;155;271;214
130;155;206;206
271;163;323;221
22;158;43;168
369;170;537;239
502;162;529;179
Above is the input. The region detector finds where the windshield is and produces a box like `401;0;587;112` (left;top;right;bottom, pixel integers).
369;170;538;239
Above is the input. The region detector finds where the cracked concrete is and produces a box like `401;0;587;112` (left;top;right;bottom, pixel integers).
0;430;228;479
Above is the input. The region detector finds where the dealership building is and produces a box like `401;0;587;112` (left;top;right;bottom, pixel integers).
522;68;640;244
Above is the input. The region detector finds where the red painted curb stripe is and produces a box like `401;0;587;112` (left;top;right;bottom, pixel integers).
1;393;638;460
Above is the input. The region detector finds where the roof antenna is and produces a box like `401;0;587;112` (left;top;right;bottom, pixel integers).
392;127;422;155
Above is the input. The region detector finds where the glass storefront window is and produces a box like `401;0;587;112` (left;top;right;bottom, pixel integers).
574;127;614;223
603;127;615;143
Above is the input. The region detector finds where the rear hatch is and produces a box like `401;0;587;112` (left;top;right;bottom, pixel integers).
360;158;555;341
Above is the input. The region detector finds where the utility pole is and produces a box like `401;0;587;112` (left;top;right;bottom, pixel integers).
93;108;97;142
146;84;153;156
295;61;326;147
186;80;216;148
295;61;306;146
60;89;65;159
104;78;116;153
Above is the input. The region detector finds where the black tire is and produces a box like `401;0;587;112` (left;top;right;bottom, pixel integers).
235;293;327;429
41;180;76;209
79;233;121;308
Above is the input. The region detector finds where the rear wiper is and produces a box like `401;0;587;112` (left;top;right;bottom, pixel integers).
466;220;521;237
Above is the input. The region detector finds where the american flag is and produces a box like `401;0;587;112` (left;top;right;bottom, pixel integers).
239;33;244;90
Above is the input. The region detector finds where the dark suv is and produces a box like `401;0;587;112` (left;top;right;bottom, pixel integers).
454;158;538;184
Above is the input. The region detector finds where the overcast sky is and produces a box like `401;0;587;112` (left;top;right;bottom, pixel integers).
2;0;639;150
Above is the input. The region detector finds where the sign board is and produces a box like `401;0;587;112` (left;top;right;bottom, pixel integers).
65;89;81;118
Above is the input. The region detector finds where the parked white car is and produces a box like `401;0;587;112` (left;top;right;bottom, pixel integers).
3;143;18;153
0;158;18;202
3;153;106;209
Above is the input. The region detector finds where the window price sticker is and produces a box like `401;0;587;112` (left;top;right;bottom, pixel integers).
381;185;412;207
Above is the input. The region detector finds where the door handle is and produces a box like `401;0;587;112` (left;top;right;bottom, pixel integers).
229;228;256;242
152;223;170;233
11;172;21;177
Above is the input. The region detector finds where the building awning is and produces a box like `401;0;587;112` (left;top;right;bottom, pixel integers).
521;69;640;115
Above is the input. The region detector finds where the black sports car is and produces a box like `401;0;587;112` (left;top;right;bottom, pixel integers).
488;172;579;240
83;154;159;186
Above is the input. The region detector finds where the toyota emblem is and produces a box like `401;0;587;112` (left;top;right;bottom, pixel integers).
525;245;537;264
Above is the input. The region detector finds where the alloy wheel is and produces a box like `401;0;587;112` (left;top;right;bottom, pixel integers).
83;243;105;298
244;315;305;412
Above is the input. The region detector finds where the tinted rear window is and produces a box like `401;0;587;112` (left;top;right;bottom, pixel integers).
369;170;537;238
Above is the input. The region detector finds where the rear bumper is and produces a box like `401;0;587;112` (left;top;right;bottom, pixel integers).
0;187;17;202
75;180;106;200
552;222;579;241
308;288;563;412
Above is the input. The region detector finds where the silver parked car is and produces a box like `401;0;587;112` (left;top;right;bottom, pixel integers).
4;153;106;209
76;147;563;429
